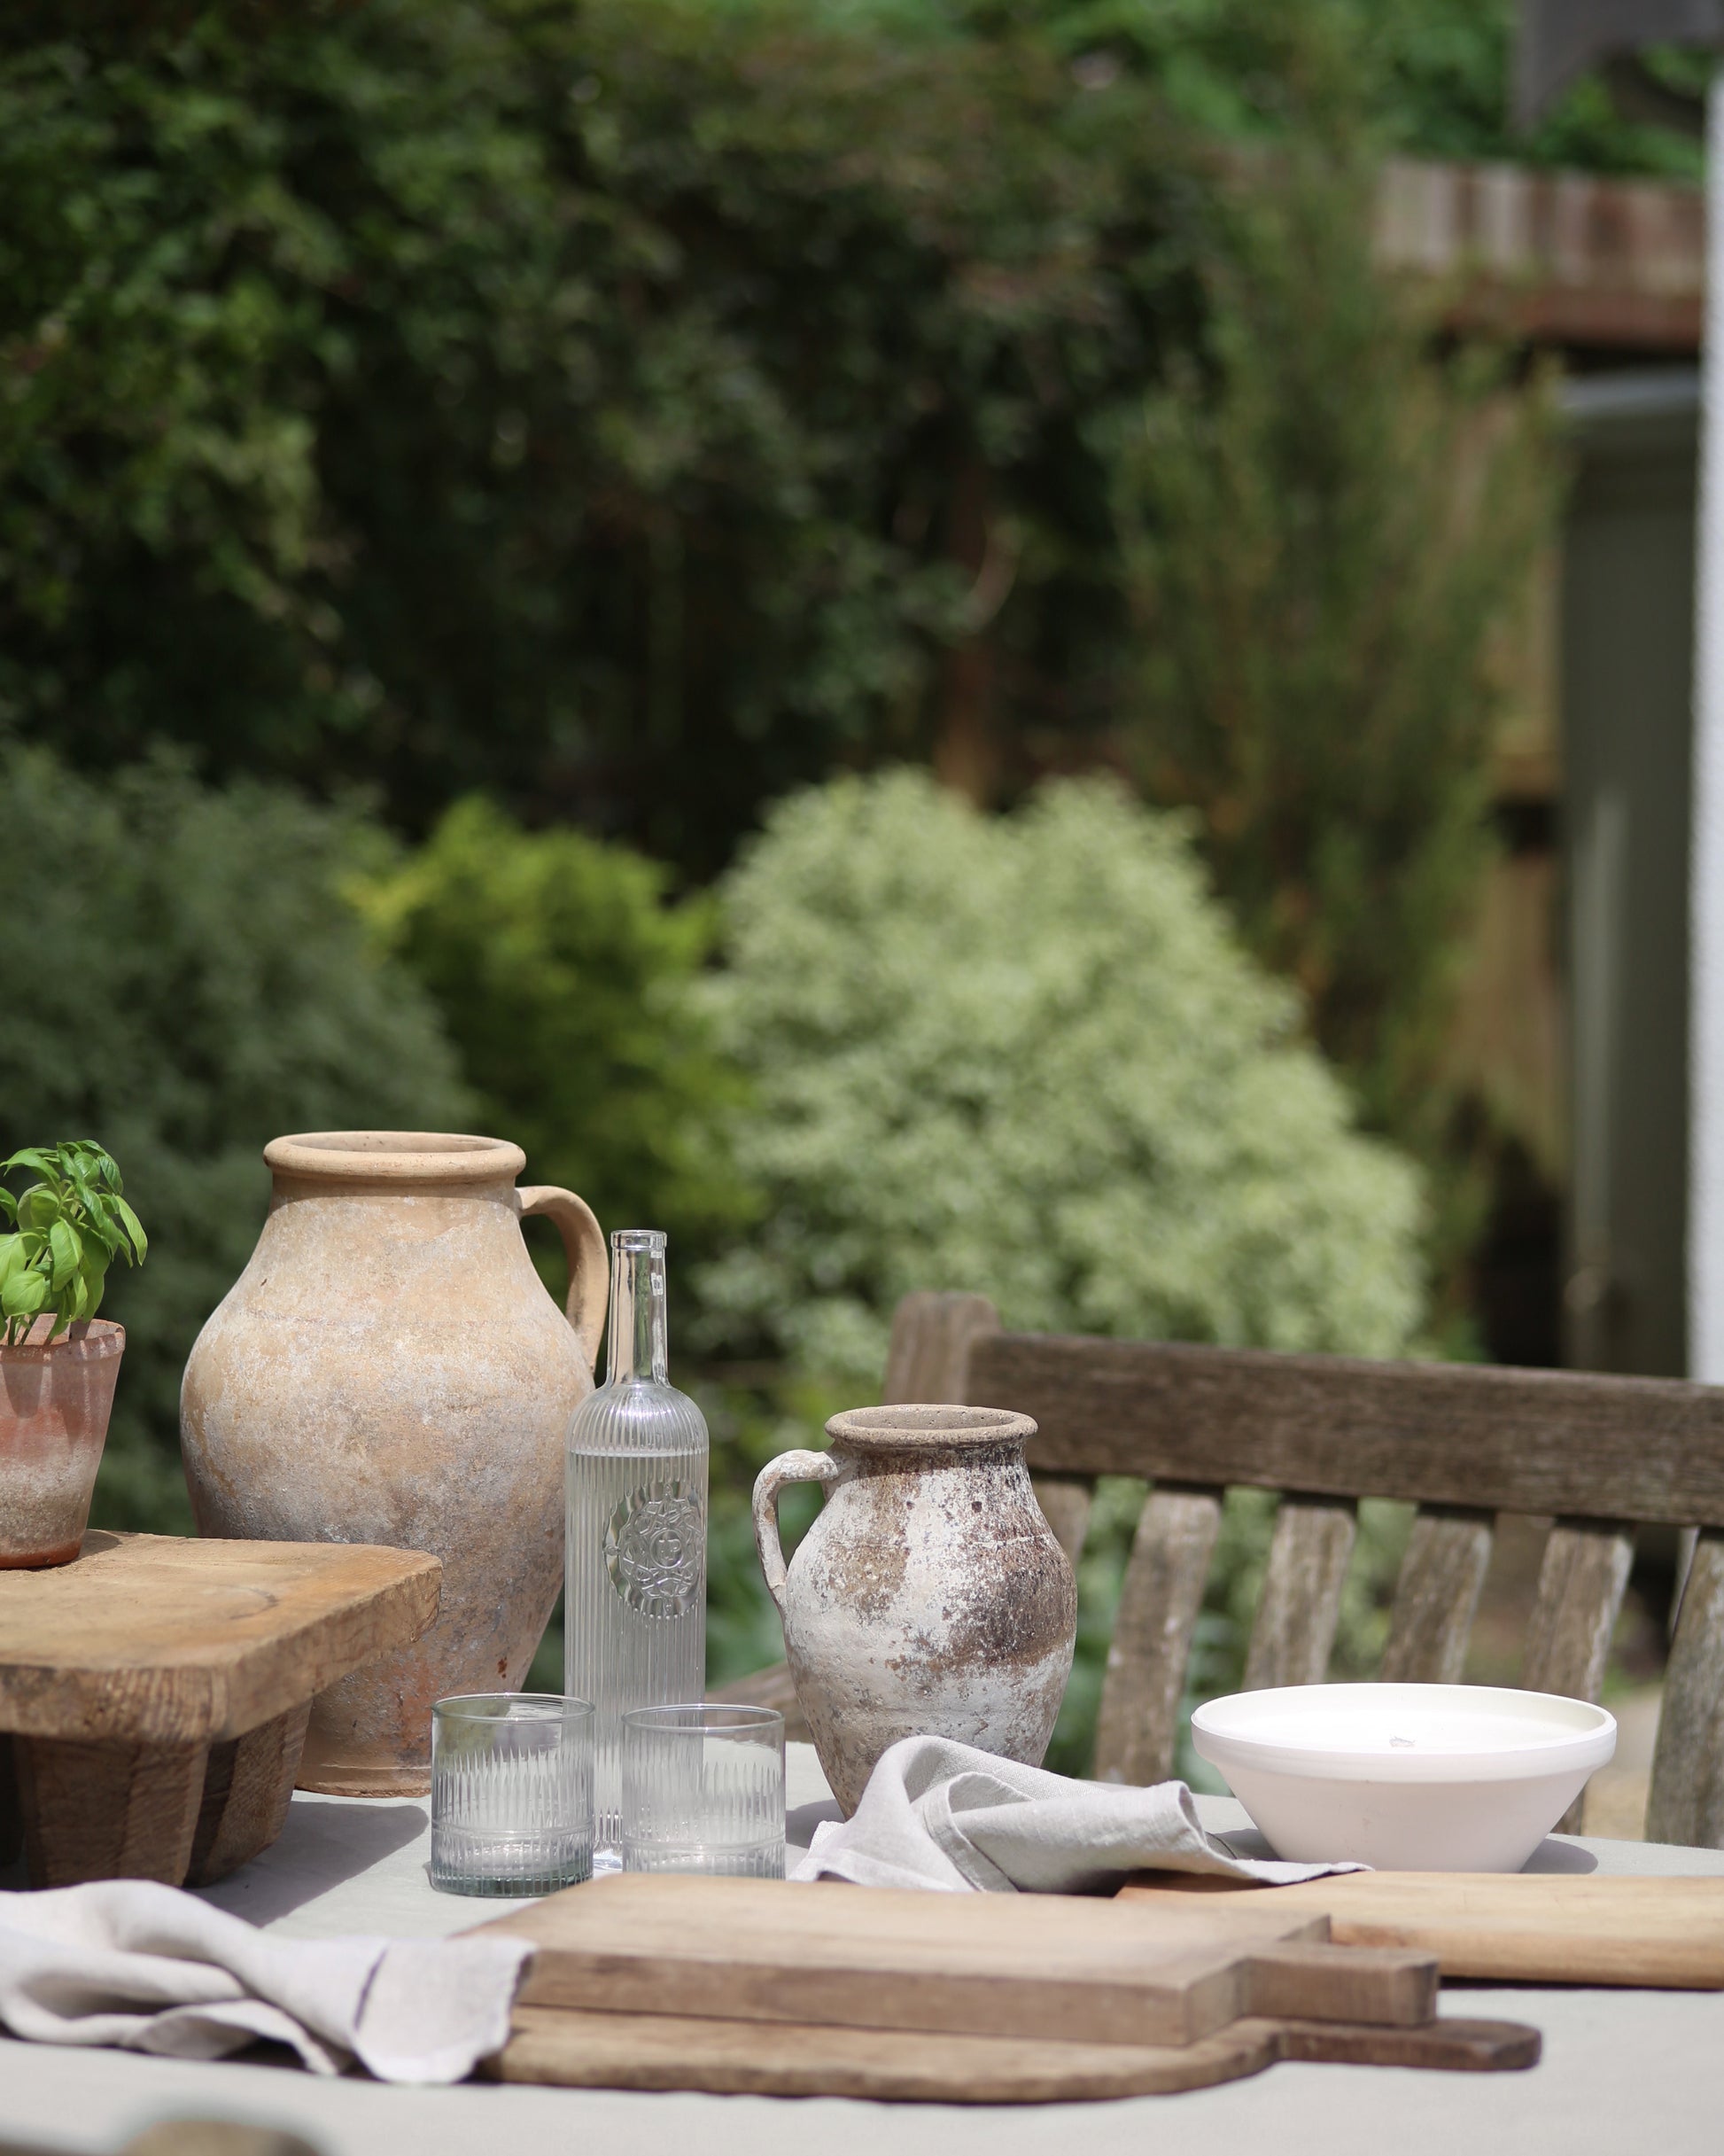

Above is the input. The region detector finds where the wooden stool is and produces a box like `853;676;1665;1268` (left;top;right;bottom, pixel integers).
0;1530;440;1888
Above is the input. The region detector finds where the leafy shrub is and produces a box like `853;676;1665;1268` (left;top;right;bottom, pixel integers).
701;768;1426;1379
0;0;1196;870
1118;140;1556;1309
361;796;757;1270
698;768;1428;1759
0;748;470;1529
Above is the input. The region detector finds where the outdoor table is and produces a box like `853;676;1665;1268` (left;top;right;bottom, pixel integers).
4;1744;1721;2154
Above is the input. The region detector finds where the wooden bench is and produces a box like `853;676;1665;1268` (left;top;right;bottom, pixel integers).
720;1290;1724;1847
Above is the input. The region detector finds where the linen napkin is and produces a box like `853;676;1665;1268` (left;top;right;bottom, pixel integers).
0;1880;530;2082
792;1734;1368;1893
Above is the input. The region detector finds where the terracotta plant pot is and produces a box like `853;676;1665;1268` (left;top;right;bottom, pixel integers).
180;1132;606;1795
0;1316;125;1568
753;1404;1077;1814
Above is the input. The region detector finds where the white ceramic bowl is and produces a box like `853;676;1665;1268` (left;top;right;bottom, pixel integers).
1190;1683;1617;1872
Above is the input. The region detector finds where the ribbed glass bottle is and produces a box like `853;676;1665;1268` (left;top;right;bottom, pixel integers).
564;1229;709;1859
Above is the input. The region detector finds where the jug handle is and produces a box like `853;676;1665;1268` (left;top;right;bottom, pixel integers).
517;1186;608;1373
752;1450;852;1611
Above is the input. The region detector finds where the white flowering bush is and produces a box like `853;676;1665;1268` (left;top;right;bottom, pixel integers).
700;768;1426;1379
698;771;1427;1765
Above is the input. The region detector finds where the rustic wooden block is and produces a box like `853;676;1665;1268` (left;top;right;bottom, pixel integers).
15;1733;208;1887
186;1701;313;1887
0;1530;441;1747
0;1531;439;1887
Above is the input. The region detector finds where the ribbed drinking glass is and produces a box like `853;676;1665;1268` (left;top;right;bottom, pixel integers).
620;1703;785;1878
429;1693;594;1896
565;1230;710;1861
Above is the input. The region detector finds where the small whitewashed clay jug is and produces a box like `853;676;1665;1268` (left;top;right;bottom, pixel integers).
753;1404;1076;1813
181;1132;605;1795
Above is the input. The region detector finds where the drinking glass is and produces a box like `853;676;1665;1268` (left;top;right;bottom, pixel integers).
430;1693;595;1896
620;1703;785;1877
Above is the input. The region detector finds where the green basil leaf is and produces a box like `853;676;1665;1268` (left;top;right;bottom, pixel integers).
47;1219;82;1290
2;1267;48;1322
18;1186;57;1232
111;1197;148;1263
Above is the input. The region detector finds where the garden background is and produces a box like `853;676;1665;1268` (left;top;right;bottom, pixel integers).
0;0;1699;1774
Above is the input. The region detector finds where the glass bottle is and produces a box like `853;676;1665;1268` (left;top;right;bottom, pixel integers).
564;1228;709;1858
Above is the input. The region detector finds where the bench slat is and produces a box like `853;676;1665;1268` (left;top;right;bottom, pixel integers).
1648;1529;1724;1847
1379;1507;1495;1685
1244;1496;1357;1692
883;1289;1000;1405
1031;1475;1093;1574
1522;1519;1635;1701
1093;1485;1222;1786
1522;1518;1635;1834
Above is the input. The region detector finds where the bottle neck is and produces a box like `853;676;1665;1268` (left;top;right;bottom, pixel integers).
606;1235;668;1385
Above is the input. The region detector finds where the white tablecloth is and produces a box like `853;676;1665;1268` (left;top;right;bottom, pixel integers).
4;1744;1723;2155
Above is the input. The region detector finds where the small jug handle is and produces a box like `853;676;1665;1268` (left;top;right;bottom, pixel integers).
752;1450;851;1611
517;1186;608;1373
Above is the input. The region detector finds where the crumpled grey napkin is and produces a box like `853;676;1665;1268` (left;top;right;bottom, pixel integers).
792;1734;1368;1893
0;1880;530;2082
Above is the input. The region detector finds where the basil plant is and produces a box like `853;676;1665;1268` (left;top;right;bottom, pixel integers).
0;1140;147;1345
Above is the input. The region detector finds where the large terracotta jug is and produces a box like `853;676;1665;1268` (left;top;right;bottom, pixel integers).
181;1132;605;1794
753;1404;1076;1813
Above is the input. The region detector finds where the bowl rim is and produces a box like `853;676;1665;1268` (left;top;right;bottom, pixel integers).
1190;1681;1618;1785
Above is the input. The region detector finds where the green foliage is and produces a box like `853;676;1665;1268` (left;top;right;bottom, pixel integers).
1118;142;1557;1311
361;796;756;1265
0;0;1198;870
700;768;1427;1382
0;1140;146;1343
0;746;470;1529
726;0;1706;179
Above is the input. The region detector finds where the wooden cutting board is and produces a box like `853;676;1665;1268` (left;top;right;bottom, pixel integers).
0;1529;440;1888
475;1873;1538;2101
495;2004;1537;2103
1116;1871;1724;1989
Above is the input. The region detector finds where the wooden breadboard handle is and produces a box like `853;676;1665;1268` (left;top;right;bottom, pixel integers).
1267;2015;1542;2072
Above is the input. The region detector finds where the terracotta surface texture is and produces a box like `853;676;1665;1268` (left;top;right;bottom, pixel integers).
0;1317;125;1568
754;1405;1076;1814
180;1132;606;1794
